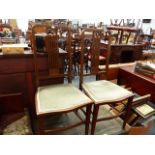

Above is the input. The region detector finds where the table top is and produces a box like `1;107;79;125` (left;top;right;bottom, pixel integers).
100;40;143;47
0;48;67;58
0;43;28;48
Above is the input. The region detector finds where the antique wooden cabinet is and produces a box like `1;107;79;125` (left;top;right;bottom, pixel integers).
0;51;66;119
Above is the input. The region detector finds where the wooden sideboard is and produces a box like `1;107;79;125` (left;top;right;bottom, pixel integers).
118;65;155;103
110;44;143;63
0;50;66;119
100;42;143;64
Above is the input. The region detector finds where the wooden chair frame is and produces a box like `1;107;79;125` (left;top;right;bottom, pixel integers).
79;28;134;135
31;25;92;135
90;95;134;134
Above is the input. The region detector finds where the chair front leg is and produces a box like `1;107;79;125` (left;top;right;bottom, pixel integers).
123;96;133;129
91;104;99;135
37;116;45;135
85;104;92;135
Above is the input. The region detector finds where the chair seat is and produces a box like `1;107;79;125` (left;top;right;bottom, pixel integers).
95;105;130;135
82;80;133;104
36;84;92;115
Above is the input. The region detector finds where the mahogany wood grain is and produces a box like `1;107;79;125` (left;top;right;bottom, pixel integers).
0;52;66;119
118;65;155;103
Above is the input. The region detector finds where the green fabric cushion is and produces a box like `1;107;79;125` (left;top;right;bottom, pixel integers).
36;84;92;115
82;80;133;104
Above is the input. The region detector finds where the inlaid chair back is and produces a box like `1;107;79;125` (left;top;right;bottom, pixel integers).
31;24;50;54
44;30;60;78
80;28;111;88
32;25;72;86
32;25;54;86
56;27;73;82
80;29;100;74
62;28;73;83
90;29;104;74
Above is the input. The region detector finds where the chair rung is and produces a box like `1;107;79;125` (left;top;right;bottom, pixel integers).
44;121;84;134
80;108;86;115
74;111;85;122
97;114;122;122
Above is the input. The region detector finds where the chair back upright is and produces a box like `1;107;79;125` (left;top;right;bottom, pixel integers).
44;29;60;78
80;28;111;88
31;24;72;87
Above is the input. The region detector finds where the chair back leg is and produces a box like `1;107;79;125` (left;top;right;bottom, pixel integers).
91;105;99;135
85;104;92;135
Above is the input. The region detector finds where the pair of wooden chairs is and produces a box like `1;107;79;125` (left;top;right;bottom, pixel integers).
31;25;135;135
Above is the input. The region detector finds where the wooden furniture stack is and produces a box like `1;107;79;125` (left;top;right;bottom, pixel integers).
100;25;143;64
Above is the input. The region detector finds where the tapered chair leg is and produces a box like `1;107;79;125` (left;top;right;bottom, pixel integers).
37;116;45;135
91;105;99;135
85;104;92;135
123;97;133;129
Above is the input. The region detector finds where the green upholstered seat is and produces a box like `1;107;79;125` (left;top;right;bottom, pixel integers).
36;84;92;115
82;80;133;104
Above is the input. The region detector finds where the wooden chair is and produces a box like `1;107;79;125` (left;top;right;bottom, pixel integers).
107;25;139;45
31;24;52;53
80;28;134;135
31;25;92;134
110;19;125;26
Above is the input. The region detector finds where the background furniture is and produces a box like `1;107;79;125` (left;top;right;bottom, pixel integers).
0;50;66;125
108;44;143;63
107;25;139;44
100;25;143;64
137;34;153;50
118;65;155;103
